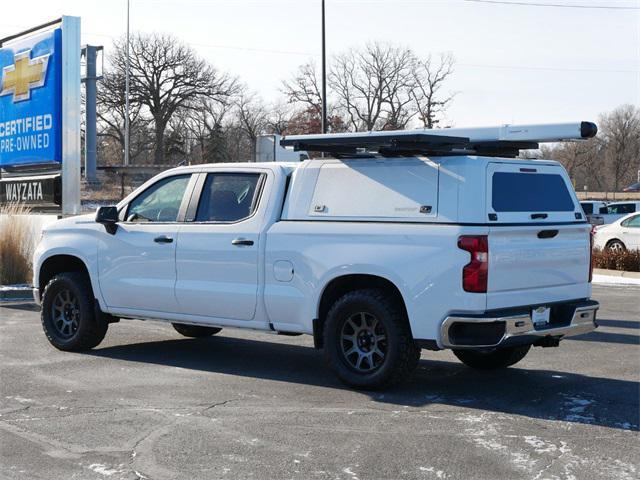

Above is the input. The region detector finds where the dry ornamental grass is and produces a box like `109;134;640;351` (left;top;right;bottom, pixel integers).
592;248;640;273
0;203;34;285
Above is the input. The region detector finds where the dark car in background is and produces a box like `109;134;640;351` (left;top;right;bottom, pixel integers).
623;182;640;192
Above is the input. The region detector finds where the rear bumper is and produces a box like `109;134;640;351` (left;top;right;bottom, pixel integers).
440;299;598;349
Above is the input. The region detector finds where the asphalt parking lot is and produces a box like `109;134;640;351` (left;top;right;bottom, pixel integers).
1;284;638;480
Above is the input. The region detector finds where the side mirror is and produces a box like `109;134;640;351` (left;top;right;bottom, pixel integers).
96;206;119;234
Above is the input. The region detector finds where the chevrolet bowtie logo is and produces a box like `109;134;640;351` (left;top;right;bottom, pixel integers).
0;50;50;103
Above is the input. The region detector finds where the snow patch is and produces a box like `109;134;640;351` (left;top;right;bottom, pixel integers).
343;466;359;480
5;396;34;404
615;422;638;430
562;395;595;423
88;464;122;476
419;466;448;478
524;436;560;454
0;284;31;291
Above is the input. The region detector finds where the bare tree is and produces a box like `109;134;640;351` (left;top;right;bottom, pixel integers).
96;71;151;164
235;91;269;161
267;102;293;135
281;61;348;134
109;33;236;164
329;43;416;131
410;53;456;129
598;104;640;191
282;61;323;117
184;86;240;163
545;140;600;190
526;106;640;193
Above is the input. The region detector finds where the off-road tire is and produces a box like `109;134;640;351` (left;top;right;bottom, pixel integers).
41;272;108;351
172;323;222;338
323;289;419;389
453;345;531;370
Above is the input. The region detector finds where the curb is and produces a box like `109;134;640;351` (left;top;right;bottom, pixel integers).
593;268;640;279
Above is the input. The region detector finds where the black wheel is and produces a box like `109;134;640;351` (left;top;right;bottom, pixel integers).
323;289;419;389
606;239;626;253
172;323;222;338
41;272;108;351
453;345;531;370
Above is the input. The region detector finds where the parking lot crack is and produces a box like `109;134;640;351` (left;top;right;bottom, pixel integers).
128;415;183;479
0;404;31;416
199;398;241;414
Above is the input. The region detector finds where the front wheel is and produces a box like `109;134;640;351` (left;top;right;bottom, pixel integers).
453;345;531;370
323;289;420;389
41;272;108;351
172;323;222;338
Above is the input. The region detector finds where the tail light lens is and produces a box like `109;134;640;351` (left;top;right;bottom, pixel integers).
458;235;489;293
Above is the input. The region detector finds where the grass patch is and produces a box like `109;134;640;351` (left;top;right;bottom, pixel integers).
592;248;640;272
0;203;34;285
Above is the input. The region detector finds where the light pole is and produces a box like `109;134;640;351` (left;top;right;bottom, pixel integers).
124;0;130;166
321;0;327;134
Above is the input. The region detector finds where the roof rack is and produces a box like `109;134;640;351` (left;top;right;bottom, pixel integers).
280;121;597;158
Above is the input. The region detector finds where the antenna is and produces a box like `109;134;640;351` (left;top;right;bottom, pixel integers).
280;121;597;158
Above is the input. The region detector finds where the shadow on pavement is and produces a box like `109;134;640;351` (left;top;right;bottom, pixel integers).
0;302;39;312
596;319;639;330
567;331;639;345
88;334;639;432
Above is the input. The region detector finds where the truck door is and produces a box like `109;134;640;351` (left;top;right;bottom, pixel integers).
174;171;266;321
98;174;195;313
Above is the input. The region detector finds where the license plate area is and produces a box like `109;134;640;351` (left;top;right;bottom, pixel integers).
532;306;551;327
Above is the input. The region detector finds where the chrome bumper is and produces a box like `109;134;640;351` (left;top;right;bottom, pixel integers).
440;300;598;349
32;287;41;306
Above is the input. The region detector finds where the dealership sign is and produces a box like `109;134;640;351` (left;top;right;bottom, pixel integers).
0;28;62;168
0;174;61;206
0;16;81;214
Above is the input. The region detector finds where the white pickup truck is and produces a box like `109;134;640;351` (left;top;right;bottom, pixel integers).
33;122;599;389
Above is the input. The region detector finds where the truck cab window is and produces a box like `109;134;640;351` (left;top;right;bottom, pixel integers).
608;203;635;215
127;175;190;222
196;173;262;222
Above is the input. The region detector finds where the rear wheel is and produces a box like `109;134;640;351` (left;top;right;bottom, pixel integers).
41;272;108;351
323;289;419;389
453;345;531;370
606;239;626;253
172;323;222;338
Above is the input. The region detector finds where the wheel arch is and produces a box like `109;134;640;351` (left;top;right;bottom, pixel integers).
38;254;92;299
605;238;626;250
313;273;410;349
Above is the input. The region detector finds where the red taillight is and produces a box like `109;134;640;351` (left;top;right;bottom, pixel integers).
458;235;489;293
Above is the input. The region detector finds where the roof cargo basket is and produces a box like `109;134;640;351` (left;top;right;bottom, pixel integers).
280;121;597;158
280;132;471;156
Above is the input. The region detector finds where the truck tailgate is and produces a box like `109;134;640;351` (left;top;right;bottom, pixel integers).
487;224;591;309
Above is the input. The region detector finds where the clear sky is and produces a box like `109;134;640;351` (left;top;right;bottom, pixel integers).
1;0;638;127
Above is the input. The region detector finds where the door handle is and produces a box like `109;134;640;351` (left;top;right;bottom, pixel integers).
537;229;559;239
231;238;254;246
154;235;174;244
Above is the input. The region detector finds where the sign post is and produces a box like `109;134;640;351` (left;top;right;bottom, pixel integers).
60;16;81;214
0;16;81;214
